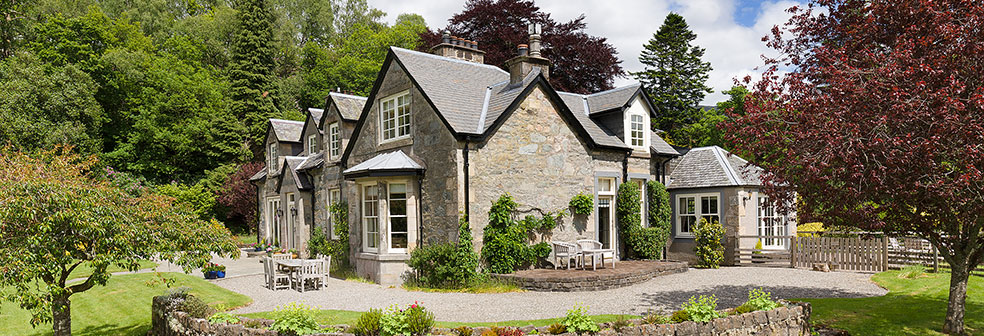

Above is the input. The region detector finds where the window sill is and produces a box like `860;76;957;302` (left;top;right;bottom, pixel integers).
357;252;410;261
377;137;413;152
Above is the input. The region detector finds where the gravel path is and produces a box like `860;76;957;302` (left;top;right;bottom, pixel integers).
217;265;887;322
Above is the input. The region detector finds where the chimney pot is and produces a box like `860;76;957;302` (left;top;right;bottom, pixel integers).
517;44;529;56
441;31;451;44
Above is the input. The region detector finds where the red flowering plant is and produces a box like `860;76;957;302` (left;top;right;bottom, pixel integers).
202;263;226;273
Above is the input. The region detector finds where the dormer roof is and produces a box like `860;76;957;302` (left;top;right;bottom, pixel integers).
269;119;305;143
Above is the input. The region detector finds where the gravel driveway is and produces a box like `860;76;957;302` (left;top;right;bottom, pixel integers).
215;265;886;322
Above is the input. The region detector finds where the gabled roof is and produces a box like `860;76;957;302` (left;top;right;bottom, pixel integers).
650;131;680;156
297;152;324;171
586;83;643;114
276;156;314;191
308;108;325;129
343;150;425;178
328;92;366;122
269;119;305;143
667;146;764;189
249;168;267;182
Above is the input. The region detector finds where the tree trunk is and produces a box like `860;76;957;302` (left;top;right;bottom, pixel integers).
943;260;969;335
52;295;71;336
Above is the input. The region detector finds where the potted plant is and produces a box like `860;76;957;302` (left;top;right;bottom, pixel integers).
288;248;299;259
266;247;274;257
202;263;226;279
255;239;266;252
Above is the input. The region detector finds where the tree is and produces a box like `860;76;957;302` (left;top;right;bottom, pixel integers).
0;0;28;59
420;0;623;94
0;52;105;154
724;1;984;333
216;161;264;233
633;13;712;139
0;147;238;336
228;0;279;154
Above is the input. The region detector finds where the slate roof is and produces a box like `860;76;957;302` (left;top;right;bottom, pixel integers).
667;146;764;189
297;152;324;171
270;119;305;142
280;156;314;190
329;92;367;121
308;108;325;128
343;150;425;177
586;83;642;114
650;131;679;156
249;169;267;182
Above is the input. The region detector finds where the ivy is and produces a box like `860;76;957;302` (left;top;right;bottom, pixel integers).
310;202;350;269
568;193;594;215
481;194;558;274
615;181;672;260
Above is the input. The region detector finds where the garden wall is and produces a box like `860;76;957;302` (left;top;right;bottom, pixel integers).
151;295;811;336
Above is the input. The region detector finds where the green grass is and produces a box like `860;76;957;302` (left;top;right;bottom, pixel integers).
0;272;252;336
241;309;635;328
233;233;256;247
402;278;522;294
67;259;159;281
799;269;983;335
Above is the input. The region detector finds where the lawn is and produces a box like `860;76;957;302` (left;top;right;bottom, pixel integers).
242;309;635;328
67;259;159;281
0;272;251;336
800;269;983;335
233;233;257;247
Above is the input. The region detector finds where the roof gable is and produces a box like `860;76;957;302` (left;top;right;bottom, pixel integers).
320;92;367;127
268;119;305;143
275;156;314;192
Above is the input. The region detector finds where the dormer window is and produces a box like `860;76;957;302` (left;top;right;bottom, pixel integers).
380;91;411;143
308;134;318;154
268;143;278;174
630;114;645;147
329;122;340;159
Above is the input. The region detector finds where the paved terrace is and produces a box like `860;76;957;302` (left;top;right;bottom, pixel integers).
174;251;887;323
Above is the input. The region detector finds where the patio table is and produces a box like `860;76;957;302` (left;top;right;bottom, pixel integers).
581;248;616;270
276;259;315;274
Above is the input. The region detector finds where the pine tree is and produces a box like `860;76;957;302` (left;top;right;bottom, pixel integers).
229;0;279;155
633;13;712;141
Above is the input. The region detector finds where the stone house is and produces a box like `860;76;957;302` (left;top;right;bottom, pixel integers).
250;32;795;284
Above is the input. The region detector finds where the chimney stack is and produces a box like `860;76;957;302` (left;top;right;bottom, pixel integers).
505;23;550;86
430;31;486;63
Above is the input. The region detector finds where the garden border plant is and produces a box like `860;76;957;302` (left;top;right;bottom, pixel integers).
693;218;725;268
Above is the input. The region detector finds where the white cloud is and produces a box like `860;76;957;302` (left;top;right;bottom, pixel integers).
369;0;800;105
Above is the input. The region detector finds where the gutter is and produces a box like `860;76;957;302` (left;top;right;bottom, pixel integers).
417;174;424;247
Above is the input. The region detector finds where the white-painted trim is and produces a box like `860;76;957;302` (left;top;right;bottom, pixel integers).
360;182;380;253
328;122;340;159
674;193;721;237
378;90;412;144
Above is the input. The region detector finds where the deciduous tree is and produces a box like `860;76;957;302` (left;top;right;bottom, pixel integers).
725;1;984;333
420;0;623;94
0;147;238;336
217;161;264;233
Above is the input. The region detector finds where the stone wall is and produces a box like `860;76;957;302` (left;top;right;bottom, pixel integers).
152;295;811;336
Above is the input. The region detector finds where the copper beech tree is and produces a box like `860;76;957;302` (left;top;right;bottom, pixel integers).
0;147;239;336
725;0;984;334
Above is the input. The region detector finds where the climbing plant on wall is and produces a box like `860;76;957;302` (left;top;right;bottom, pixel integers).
617;182;666;260
645;180;672;259
481;194;554;273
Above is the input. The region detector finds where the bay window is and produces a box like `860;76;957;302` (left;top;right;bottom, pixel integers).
676;194;719;236
362;185;379;251
389;183;408;251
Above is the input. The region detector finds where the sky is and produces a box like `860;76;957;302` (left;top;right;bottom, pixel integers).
368;0;803;105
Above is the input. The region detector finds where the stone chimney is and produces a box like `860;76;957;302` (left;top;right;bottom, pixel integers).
505;23;550;85
430;31;485;63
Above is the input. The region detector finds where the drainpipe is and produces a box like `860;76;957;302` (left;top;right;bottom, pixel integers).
463;142;470;219
254;180;261;245
622;152;629;185
417;174;424;247
661;158;669;185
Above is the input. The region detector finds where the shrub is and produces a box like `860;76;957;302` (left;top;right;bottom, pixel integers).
482;194;536;273
407;216;479;288
611;315;631;332
679;295;723;323
179;295;216;319
569;193;594;215
643;312;671;325
616;183;642;257
693;218;725;268
353;308;383;336
269;302;322;335
644;180;672;259
156;182;217;221
454;326;474;336
208;311;241;324
741;288;781;312
540;212;559;231
546;323;567;334
490;326;524;336
561;304;599;334
404;303;435;336
669;309;690;323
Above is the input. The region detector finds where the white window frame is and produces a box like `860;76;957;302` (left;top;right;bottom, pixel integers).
327;188;341;239
378;91;411;143
675;193;720;237
623;103;650;151
629;114;646;148
361;184;380;252
307;134;318;154
596;177;617;251
266;197;281;244
328;122;340;159
757;196;787;249
268;143;278;174
631;178;647;227
387;182;409;253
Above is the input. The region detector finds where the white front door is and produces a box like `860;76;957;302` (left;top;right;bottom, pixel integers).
597;195;615;249
286;193;296;249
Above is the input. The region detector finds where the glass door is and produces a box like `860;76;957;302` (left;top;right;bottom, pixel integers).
286;193;296;249
597;196;614;249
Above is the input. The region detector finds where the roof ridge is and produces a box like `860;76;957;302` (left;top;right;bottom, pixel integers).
270;118;305;124
711;147;742;185
330;92;368;100
587;83;641;97
390;46;508;74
